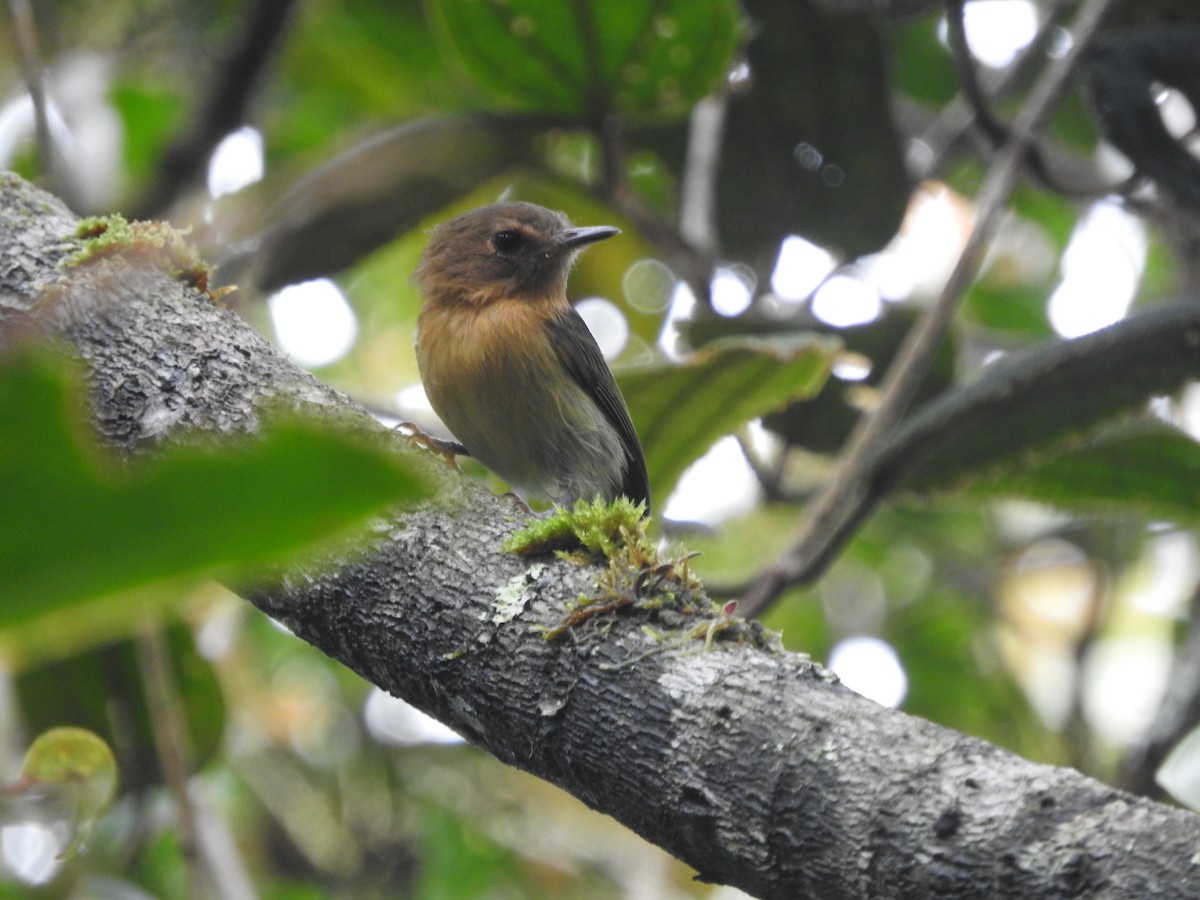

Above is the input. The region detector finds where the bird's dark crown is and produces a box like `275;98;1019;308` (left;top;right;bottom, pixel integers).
414;201;616;304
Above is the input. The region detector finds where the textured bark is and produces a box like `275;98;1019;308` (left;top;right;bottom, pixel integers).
3;170;1199;899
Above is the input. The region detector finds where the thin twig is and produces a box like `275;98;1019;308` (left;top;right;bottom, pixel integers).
597;120;717;304
915;0;1072;179
7;0;63;198
739;0;1122;619
133;0;299;218
943;0;1013;148
941;0;1122;198
136;623;207;899
1061;567;1107;774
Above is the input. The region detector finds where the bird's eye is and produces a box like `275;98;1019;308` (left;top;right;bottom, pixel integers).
492;230;524;255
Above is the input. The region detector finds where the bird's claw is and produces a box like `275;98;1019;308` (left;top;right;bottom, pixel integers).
393;421;467;469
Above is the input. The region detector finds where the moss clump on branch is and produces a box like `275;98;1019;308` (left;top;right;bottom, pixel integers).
502;496;649;561
68;214;229;299
503;498;779;653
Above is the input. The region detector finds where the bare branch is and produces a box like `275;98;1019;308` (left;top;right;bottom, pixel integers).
132;0;300;218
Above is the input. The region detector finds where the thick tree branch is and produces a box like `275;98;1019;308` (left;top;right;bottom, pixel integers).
2;172;1199;899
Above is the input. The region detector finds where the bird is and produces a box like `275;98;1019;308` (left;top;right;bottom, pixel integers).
412;201;650;512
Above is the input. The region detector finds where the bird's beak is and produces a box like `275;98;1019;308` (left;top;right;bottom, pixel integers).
558;225;620;250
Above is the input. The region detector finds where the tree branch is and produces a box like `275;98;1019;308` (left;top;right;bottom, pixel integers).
1120;585;1200;797
131;0;300;219
3;171;1199;899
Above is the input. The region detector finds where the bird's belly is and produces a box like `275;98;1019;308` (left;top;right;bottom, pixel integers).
418;307;623;502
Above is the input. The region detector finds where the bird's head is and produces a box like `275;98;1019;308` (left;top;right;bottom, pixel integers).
414;201;618;307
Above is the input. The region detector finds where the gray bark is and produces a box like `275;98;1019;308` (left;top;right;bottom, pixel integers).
3;170;1198;900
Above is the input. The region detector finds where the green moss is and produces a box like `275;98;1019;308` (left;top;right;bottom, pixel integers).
67;214;217;295
504;498;781;654
502;496;650;560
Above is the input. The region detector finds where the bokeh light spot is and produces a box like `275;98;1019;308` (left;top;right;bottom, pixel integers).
623;259;676;314
771;235;836;302
812;275;882;328
364;688;464;747
207;126;264;199
711;267;755;317
941;0;1039;69
828;637;908;708
268;278;358;368
1048;200;1145;338
576;297;629;360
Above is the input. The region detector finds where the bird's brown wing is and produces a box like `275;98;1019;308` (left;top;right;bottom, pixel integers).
546;307;651;511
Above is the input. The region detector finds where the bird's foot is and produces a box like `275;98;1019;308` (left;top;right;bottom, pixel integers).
393;421;467;469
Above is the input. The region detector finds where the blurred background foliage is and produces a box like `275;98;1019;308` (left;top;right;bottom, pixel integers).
4;0;1200;896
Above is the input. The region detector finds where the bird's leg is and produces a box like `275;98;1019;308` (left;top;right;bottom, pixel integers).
392;421;468;469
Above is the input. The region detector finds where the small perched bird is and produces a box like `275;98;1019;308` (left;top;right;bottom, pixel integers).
413;201;650;511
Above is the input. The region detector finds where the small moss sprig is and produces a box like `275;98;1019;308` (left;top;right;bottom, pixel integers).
502;496;649;560
69;214;232;301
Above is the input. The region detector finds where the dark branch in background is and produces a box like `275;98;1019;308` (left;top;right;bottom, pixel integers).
811;0;940;15
1120;586;1200;797
738;0;1120;619
1062;575;1106;775
909;0;1068;179
735;430;799;505
135;625;206;898
132;0;300;219
6;0;68;204
5;170;1200;899
595;113;716;306
604;176;715;305
942;0;1026;148
941;0;1119;199
1082;28;1200;214
901;35;1106;200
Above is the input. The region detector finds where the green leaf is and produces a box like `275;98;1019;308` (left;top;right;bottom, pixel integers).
0;352;429;622
619;334;839;500
962;280;1055;340
881;302;1200;494
717;0;908;258
957;423;1200;524
427;0;738;119
110;83;185;189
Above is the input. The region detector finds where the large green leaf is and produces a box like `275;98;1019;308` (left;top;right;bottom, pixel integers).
0;353;429;622
954;422;1200;524
427;0;738;119
717;0;909;259
785;303;1200;584
619;334;839;500
882;302;1200;495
